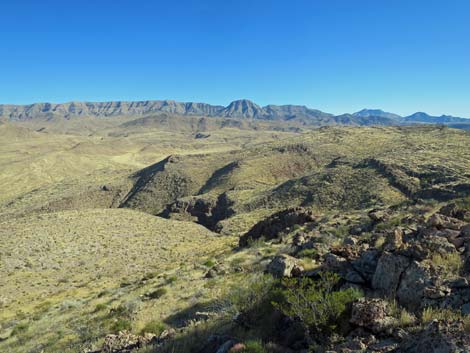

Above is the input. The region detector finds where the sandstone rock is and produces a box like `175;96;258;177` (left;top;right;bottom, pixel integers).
350;298;396;334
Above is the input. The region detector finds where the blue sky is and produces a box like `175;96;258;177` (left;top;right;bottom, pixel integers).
1;0;469;116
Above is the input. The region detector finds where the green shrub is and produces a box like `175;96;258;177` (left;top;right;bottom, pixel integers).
94;303;108;312
241;339;268;353
142;272;158;280
273;272;362;337
140;320;167;336
111;319;132;333
166;275;177;284
11;322;29;337
296;248;318;259
227;274;277;315
430;252;462;276
203;259;216;268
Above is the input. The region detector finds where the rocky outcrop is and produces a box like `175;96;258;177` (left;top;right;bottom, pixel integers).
88;329;175;353
239;207;316;247
399;320;470;353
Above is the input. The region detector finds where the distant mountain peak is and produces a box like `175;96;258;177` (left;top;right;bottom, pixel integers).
353;109;402;120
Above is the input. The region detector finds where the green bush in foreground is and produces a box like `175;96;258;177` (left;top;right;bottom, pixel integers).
274;272;362;339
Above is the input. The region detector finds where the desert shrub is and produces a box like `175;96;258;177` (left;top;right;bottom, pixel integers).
431;252;462;276
375;217;402;231
94;303;108;312
203;259;216;268
296;248;318;259
142;272;158;281
240;339;268;353
147;287;168;299
389;300;415;327
10;322;29;336
374;235;386;249
165;275;177;284
456;196;470;211
421;307;470;332
140;320;167;336
273;272;362;338
227;274;277;316
330;225;349;239
111;318;132;333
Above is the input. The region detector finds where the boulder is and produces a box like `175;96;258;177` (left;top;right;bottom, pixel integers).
351;249;381;282
461;224;470;237
397;261;433;311
368;209;390;223
350;298;396;334
266;255;303;278
383;228;404;251
372;252;410;294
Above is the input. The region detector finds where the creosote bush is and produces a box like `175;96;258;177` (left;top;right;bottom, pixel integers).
273;272;362;338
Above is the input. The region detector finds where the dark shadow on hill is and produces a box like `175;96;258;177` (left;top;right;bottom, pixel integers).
119;157;169;207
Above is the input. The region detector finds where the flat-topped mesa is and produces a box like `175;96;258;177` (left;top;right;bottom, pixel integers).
1;99;469;126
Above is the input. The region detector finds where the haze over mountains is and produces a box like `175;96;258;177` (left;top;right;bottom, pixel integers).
1;99;469;128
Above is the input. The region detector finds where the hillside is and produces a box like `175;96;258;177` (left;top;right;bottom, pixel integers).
1;125;470;353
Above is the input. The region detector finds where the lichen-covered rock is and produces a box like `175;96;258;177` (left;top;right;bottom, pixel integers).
351;249;381;283
350;298;396;334
372;252;410;294
397;261;433;311
399;320;470;353
383;228;404;251
266;254;303;278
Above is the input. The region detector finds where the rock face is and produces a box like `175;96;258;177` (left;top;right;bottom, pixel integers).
0;99;333;122
239;207;316;247
372;252;410;295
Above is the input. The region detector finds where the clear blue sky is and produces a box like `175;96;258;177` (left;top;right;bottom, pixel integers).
1;0;469;116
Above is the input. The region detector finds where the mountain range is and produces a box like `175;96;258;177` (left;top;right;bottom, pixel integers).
0;100;469;127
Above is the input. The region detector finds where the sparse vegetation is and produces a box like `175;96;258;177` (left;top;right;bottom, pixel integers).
140;320;167;336
274;272;363;337
1;125;470;352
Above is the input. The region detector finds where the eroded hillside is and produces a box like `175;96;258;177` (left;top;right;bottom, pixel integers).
1;123;470;353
